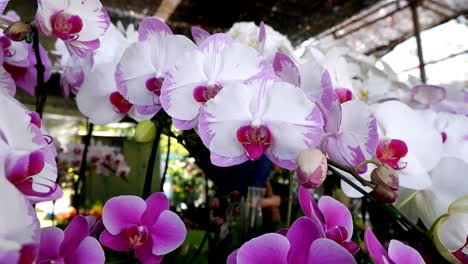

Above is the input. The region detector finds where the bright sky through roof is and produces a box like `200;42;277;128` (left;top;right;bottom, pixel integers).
382;18;468;88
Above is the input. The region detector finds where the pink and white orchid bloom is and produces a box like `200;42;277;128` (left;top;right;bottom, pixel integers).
115;17;197;119
55;23;133;97
410;84;468;115
160;33;266;130
0;166;40;264
35;0;110;57
227;217;356;264
298;186;360;254
76;60;155;124
273;52;378;173
341;101;443;198
0;90;61;203
198;75;323;169
365;228;425;264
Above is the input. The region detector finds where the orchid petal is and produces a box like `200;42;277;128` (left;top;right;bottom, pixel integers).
99;230;130;252
65;237;105;264
141;193;170;226
258;21;266;55
138;17;172;42
150;210;186;255
60;215;89;258
388;240;426;264
318;196;354;241
191;27;210;45
76;62;124;125
307;238;356;264
411;84;447;107
38;227;63;261
273;52;300;87
135;239;163;264
102;196;147;235
286;217;324;264
298;186;323;224
364;228;391;264
236;233;289;264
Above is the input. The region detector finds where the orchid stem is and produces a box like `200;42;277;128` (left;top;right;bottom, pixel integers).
354;159;380;172
73;122;94;210
286;171;294;227
32;26;46;117
159;135;171;192
328;165;430;241
141;122;162;199
327;159;376;189
186;230;209;264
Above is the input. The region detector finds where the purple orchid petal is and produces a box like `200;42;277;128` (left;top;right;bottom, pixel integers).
102;195;147;235
99;230;130;252
139;17;172;42
411;84;447;107
135;238;164;264
325;226;348;243
60;215;90;258
141;192;170;226
273;52;300;87
364;228;392;264
227;249;238;264
64;237;105;264
38;227;64;262
236;233;289;264
258;21;266;55
388;240;425;264
286;216;325;263
307;238;356;264
318;196;353;241
191;27;210;45
149;210;187;255
0;0;9;14
298;186;323;224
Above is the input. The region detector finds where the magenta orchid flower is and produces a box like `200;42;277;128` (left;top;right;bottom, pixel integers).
115;17;197;119
365;228;425;264
0;171;40;264
99;193;186;264
273;52;378;173
298;186;360;253
198;75;323;169
160;33;266;130
35;0;110;57
227;216;356;264
38;215;105;264
376;139;408;169
0;91;62;203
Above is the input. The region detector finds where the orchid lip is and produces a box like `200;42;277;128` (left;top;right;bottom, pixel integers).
109;92;133;114
193;83;222;103
236;124;272;160
50;11;83;41
145;77;164;96
125;225;149;249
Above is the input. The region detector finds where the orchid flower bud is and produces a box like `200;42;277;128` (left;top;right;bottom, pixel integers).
371;163;399;191
371;184;398;204
134;120;156;143
209;197;220;210
296;148;327;189
4;21;32;42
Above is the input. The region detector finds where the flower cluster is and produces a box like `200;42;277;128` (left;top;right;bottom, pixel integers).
58;141;130;179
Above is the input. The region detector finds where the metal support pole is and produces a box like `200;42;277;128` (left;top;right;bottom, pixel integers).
410;1;427;83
